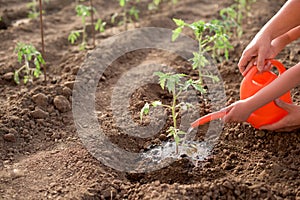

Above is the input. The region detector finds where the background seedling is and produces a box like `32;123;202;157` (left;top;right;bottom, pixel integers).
14;43;45;84
172;18;232;85
141;72;203;154
38;0;46;83
27;0;49;19
220;0;256;37
219;6;242;37
112;0;140;30
148;0;178;10
68;3;106;50
68;4;91;50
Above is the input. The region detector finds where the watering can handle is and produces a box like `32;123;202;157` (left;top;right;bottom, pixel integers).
246;59;286;81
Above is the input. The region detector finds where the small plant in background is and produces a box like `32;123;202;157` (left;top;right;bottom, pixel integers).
141;72;203;154
172;18;232;84
68;3;106;50
220;0;256;37
148;0;178;10
219;6;242;37
27;0;49;19
235;0;256;22
68;4;92;50
95;18;106;33
14;43;45;84
112;0;140;30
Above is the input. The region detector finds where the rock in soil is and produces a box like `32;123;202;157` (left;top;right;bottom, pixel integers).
3;133;16;142
31;107;49;119
32;93;48;107
53;95;71;113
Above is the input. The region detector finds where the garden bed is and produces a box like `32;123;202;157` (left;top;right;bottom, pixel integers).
0;0;299;199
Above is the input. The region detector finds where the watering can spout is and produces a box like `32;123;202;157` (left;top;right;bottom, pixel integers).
190;110;226;128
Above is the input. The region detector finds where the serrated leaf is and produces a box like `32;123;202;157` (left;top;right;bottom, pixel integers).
192;82;206;93
173;18;185;27
172;27;182;42
154;71;167;90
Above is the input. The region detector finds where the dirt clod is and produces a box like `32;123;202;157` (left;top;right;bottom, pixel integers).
31;107;49;119
3;133;16;142
32;93;48;108
2;72;14;81
53;95;71;113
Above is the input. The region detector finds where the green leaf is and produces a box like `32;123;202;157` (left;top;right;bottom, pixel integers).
23;75;29;84
129;6;139;20
172;27;182;42
111;13;118;24
14;71;20;84
154;71;167;90
174;134;180;145
178;130;186;135
173;18;185;27
154;0;161;6
140;102;150;122
151;101;162;107
119;0;126;7
166;126;175;137
76;5;91;18
68;31;81;44
95;19;106;32
192;82;206;93
14;43;44;84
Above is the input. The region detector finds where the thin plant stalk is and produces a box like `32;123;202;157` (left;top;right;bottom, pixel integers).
90;0;95;48
124;2;128;30
171;93;178;154
39;0;46;83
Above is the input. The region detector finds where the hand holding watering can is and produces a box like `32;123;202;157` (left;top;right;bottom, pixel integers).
191;59;292;129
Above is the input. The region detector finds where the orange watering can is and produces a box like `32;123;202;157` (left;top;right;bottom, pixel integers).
191;59;292;129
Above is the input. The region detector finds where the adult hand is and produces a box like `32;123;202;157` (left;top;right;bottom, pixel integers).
259;99;300;132
238;34;281;76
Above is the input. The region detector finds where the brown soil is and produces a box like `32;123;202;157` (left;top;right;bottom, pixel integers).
0;0;299;199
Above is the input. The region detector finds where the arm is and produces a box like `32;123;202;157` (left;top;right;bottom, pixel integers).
241;26;300;76
271;26;300;56
239;0;300;72
224;62;300;123
260;0;300;40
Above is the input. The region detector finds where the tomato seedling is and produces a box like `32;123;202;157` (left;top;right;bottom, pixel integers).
68;4;92;50
27;0;48;19
219;6;242;37
14;43;45;84
148;0;178;10
141;72;203;154
68;4;106;50
112;0;140;30
172;18;232;85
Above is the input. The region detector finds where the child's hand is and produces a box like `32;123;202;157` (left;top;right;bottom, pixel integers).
259;99;300;131
222;100;253;123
